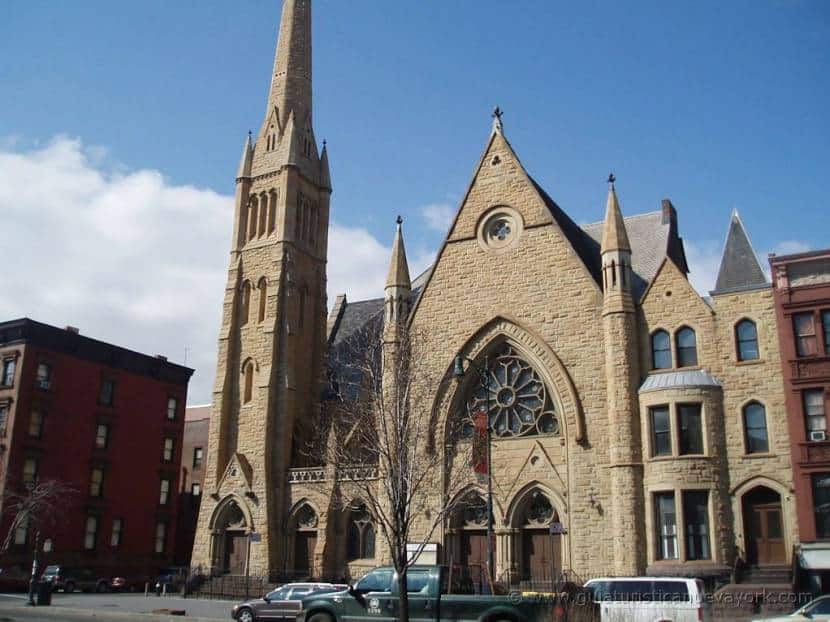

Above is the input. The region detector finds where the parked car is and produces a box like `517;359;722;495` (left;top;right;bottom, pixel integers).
232;583;346;622
111;574;147;592
41;565;109;593
751;594;830;621
584;576;712;622
0;565;32;592
295;566;567;622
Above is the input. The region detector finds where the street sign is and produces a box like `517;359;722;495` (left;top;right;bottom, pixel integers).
549;522;567;535
249;532;262;542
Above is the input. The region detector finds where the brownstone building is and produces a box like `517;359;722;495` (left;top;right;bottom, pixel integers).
192;0;797;586
770;249;830;592
0;318;193;579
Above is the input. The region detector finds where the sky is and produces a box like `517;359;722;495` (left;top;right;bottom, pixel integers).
1;1;828;405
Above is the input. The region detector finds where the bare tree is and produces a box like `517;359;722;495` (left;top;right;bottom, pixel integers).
2;479;77;604
324;325;472;622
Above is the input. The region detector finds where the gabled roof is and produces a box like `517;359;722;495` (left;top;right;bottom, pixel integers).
713;211;768;294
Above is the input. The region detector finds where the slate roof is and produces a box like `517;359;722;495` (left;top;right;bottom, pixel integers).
639;369;723;393
713;211;769;294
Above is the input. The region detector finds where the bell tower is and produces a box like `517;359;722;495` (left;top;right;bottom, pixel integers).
192;0;331;573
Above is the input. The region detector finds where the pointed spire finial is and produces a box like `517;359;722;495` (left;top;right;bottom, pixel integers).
396;215;403;226
491;106;504;133
386;216;411;292
601;177;631;253
608;172;616;186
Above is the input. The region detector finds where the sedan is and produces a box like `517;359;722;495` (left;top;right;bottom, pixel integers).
752;594;830;621
232;583;347;622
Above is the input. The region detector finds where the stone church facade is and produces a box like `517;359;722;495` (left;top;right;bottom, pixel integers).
192;0;796;584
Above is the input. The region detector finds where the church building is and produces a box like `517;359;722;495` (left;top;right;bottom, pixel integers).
191;0;796;585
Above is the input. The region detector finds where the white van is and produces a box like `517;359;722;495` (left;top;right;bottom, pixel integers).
584;576;712;622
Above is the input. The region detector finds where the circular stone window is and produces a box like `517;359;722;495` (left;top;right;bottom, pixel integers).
477;207;523;253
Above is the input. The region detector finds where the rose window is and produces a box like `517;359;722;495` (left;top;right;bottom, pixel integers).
462;345;560;438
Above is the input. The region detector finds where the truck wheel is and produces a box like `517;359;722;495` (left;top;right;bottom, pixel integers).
236;607;255;622
307;614;333;622
64;581;75;593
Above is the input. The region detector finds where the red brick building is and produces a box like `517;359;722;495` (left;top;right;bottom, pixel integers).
174;404;209;568
0;318;193;580
770;250;830;592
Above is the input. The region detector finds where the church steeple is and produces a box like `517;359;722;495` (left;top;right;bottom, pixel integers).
384;216;412;327
601;175;634;314
267;0;312;130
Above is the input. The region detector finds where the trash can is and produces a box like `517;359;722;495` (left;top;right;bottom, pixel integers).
36;581;52;606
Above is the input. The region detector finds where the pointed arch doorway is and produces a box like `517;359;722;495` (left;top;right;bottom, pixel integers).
210;499;250;575
513;490;562;589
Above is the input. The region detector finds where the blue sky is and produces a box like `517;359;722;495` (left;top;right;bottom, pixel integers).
1;0;828;403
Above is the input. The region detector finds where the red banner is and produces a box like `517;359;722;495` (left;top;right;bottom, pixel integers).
472;406;488;482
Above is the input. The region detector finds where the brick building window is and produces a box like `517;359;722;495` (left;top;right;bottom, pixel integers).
22;458;38;487
823;311;830;355
193;447;203;468
805;390;827;439
650;406;671;457
678;404;703;455
813;474;830;539
89;467;105;497
35;363;51;390
651;330;671;370
163;438;174;463
655;492;678;560
154;521;167;554
1;358;16;387
84;516;99;550
675;327;698;367
159;478;171;505
95;423;109;449
191;483;202;497
743;402;769;454
0;402;9;436
736;319;759;361
683;491;711;560
111;518;123;548
28;411;44;438
99;379;115;406
167;397;178;420
795;312;818;357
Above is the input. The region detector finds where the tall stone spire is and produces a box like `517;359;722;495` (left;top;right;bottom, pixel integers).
267;0;312;130
384;216;412;328
601;175;631;254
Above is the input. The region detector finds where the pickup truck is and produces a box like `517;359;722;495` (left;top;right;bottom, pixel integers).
296;565;568;622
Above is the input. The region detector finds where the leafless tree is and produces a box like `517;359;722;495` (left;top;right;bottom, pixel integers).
323;324;473;622
2;479;77;603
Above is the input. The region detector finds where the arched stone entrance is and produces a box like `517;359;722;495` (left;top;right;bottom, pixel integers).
209;497;251;575
742;486;785;566
512;489;562;588
287;503;319;578
445;491;490;580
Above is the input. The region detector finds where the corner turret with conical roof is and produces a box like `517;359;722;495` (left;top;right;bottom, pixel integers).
601;174;634;315
384;216;412;330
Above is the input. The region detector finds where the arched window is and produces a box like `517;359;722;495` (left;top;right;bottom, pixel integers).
248;197;259;241
258;193;268;237
243;361;254;404
651;330;672;370
459;343;560;438
257;278;267;323
240;282;252;325
346;504;375;561
736;319;759;361
268;190;277;235
676;327;698;367
743;402;769;454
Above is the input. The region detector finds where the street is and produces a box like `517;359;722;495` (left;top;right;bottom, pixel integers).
0;592;237;622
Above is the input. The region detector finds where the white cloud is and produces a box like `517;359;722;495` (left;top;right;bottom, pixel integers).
420;202;455;233
0;135;435;405
684;239;723;295
771;240;811;256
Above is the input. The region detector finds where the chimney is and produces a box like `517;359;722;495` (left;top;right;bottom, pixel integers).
65;326;80;334
661;199;677;228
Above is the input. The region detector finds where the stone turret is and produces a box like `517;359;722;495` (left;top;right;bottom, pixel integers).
384;216;412;329
600;175;645;574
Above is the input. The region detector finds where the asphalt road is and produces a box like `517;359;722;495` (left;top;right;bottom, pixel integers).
0;592;237;622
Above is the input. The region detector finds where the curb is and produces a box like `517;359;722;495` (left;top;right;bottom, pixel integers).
0;603;228;622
